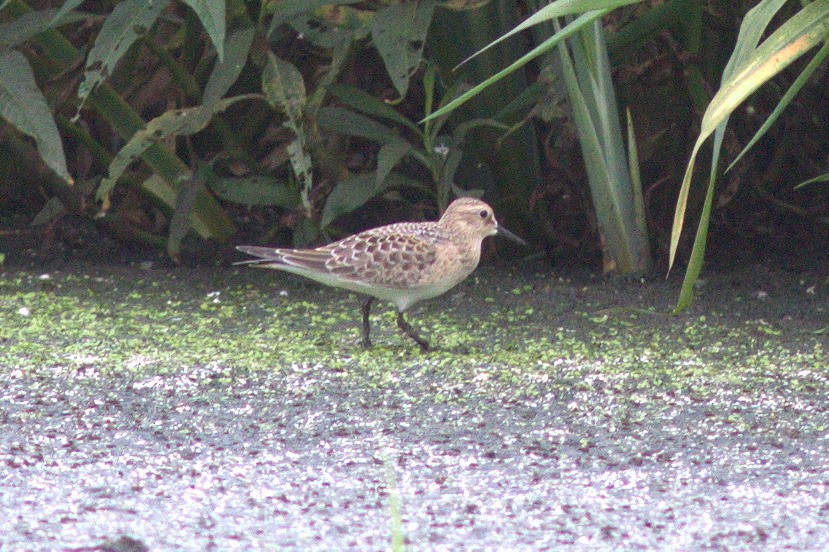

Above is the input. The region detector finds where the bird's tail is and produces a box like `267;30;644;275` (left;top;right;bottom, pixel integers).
234;245;286;266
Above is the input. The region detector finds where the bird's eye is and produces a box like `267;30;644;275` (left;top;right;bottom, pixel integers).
479;210;488;219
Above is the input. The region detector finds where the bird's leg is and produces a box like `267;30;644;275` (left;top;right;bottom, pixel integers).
397;312;430;352
361;298;373;349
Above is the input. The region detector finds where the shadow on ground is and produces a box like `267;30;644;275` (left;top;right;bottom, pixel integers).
1;257;827;550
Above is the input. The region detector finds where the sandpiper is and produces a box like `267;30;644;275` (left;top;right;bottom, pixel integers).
236;197;526;350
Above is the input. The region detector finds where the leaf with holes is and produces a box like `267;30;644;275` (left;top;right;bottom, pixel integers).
77;0;170;111
370;0;436;98
262;52;313;213
97;94;259;208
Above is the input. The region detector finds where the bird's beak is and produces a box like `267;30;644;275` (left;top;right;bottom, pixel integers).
496;224;527;246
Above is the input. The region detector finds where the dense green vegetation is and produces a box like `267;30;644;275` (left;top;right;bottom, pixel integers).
1;0;827;308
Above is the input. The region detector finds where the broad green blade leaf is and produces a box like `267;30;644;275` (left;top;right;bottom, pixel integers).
626;108;647;239
97;94;259;207
31;196;66;226
0;3;86;49
0;50;71;182
459;0;642;67
208;175;300;207
182;0;226;61
669;0;829;270
318;106;407;145
203;25;255;104
673;164;717;313
370;0;436;98
795;172;829;189
726;37;829;173
77;0;170;110
329;83;419;132
423;10;607;123
167;166;206;262
376;141;411;186
267;0;362;36
140;174;212;238
262;52;313;213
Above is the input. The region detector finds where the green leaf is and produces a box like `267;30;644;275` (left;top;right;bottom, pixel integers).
795;172;829;189
208;175;300;207
320;172;423;228
458;0;642;67
181;0;226;60
626;108;647;240
669;0;829;272
318;107;406;145
376;141;411;186
97;94;259;207
77;0;170;110
423;10;608;123
202;25;255;104
262;52;313;213
0;50;71;182
0;3;87;49
329;83;418;132
140;174;212;239
167;165;207;262
726;37;829;173
267;0;363;37
31;196;66;226
262;52;306;134
370;0;436;98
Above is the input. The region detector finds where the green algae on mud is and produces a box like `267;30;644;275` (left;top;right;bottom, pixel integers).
0;264;825;406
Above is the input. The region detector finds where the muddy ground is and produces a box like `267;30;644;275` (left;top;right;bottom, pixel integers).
0;251;827;551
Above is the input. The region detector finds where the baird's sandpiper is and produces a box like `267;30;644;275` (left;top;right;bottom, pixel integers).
236;197;526;351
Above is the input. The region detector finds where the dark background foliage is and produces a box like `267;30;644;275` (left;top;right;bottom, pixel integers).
0;0;827;286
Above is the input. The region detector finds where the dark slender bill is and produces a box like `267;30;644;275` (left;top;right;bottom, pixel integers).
496;225;527;247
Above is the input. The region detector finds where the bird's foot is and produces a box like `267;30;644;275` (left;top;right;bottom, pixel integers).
397;312;430;352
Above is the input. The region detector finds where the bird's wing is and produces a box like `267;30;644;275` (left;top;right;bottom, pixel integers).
237;224;443;288
319;228;441;288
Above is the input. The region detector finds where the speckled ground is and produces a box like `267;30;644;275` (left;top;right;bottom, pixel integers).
0;258;827;551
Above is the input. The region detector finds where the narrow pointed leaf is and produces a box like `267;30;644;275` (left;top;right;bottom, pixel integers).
329;84;418;132
0;2;86;49
423;10;607;123
377;141;411;186
318;107;406;145
458;0;642;68
203;25;255;104
669;0;829;270
726;37;829;173
208;175;300;207
182;0;226;60
0;50;71;182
